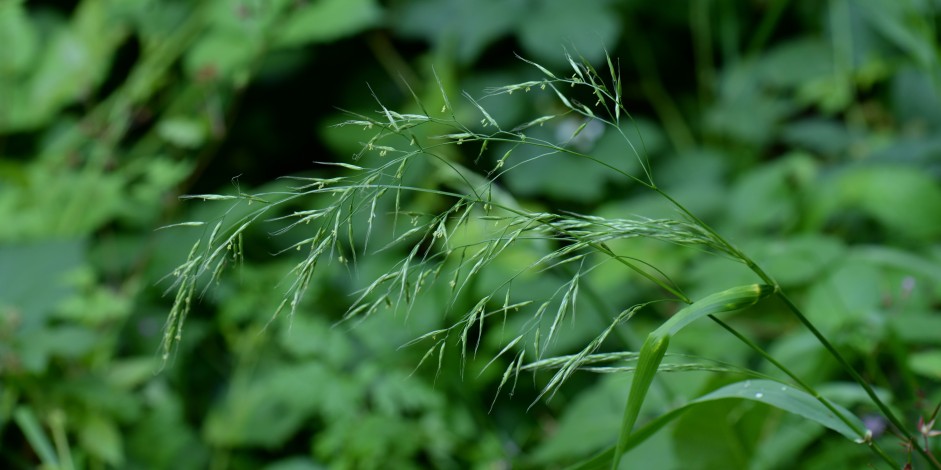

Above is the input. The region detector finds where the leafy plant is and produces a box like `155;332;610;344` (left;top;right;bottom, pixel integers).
163;51;941;468
5;1;941;468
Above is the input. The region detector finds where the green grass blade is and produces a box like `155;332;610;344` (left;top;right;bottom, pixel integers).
13;406;59;467
612;334;668;469
611;284;773;469
571;379;866;470
654;284;774;337
693;379;866;440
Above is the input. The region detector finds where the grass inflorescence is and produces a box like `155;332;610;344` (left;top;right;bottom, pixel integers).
163;52;938;469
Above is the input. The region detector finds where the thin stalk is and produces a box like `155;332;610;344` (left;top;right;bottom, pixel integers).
776;293;939;466
709;315;899;468
747;0;792;56
651;187;936;466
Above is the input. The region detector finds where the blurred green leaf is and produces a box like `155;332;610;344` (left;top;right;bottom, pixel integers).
56;267;134;325
275;0;380;47
805;258;883;338
726;153;817;232
908;350;941;379
516;0;620;65
127;387;209;470
158;117;208;149
499;120;642;203
756;38;832;90
279;314;351;365
79;413;124;466
391;0;526;64
781;118;853;157
750;421;827;470
205;362;350;448
857;0;936;69
12;406;59;468
570;380;866;469
184;29;261;82
264;457;327;470
707;63;796;147
891;66;941;129
750;235;845;287
811;165;941;240
0;239;85;329
0;0;38;77
531;375;627;464
9;0;127;131
105;357;159;390
889;312;941;345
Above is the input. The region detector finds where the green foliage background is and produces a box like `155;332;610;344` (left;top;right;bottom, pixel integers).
2;0;941;468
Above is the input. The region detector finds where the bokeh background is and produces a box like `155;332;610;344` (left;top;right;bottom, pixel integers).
2;0;941;469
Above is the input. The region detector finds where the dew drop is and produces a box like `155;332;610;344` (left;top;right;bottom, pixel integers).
755;392;764;399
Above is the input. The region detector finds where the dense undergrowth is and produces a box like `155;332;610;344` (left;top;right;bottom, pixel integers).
2;1;941;469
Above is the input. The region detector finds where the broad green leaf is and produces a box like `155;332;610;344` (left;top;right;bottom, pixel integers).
707;62;797;147
278;314;352;366
891;66;941;128
106;357;159;390
889;311;941;345
810;165;941;240
55;267;133;325
0;0;38;76
658;149;729;218
749;235;845;286
0;239;85;329
726;152;816;232
79;413;124;466
750;421;826;470
908;350;941;379
390;0;526;64
805;258;883;339
857;0;935;68
499;121;650;203
780;118;853;157
530;375;629;464
184;30;261;82
204;362;358;447
127;393;209;470
157;117;208;149
14;0;126;131
516;0;620;66
275;0;380;47
756;38;832;90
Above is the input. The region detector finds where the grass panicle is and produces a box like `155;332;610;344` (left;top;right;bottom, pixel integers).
163;52;935;469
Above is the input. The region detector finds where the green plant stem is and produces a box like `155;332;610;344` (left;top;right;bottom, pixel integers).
651;188;938;467
747;0;792;56
776;292;939;467
709;315;899;468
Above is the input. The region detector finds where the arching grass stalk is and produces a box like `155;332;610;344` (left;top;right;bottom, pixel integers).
654;188;929;463
708;315;898;467
163;52;936;468
486;54;929;466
